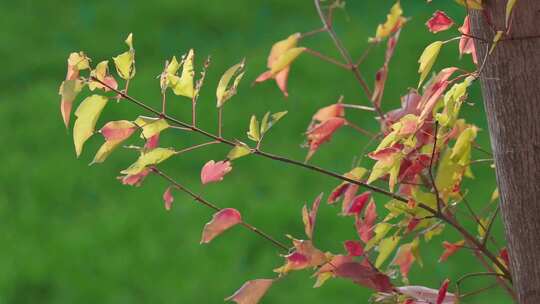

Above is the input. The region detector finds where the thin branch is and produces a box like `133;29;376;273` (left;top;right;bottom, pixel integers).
428;122;443;212
482;205;500;247
152;167;289;251
304;48;351;70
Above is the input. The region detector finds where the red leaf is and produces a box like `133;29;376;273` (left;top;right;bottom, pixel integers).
333;262;394;292
305;117;346;161
225;279;274;304
392;243;416;280
302;193;323;239
201;160;233;185
418;67;459;122
426;11;454;33
145;134;160;149
328;183;351;204
200;208;242;244
439;240;465;262
437;279;450;304
163;186;174;211
458;16;478;64
356;200;377;243
406;218;421;233
275;238;326;274
117;168;151;187
499;248;510;268
341;184;359;215
344;240;364;257
346;191;371;215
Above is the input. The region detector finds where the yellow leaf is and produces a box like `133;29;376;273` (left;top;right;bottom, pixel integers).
506;0;518;27
451;126;477;164
216;60;245;107
120;148;176;175
68;52;90;70
73;95;108;157
376;236;401;268
247;115;260;142
59;78;84;127
227;145;252;160
374;2;406;40
113;52;135;80
313;272;333;288
418;41;443;88
89;61;110;91
172;49;195;99
134;116;170;139
365;223;392;251
490;188;500;203
125;33;134;50
92;140;123;165
455;0;484;9
345;167;368;181
270;47;306;75
478;217;490;238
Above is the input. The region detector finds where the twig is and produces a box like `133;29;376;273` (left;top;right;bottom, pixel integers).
152;167;289;251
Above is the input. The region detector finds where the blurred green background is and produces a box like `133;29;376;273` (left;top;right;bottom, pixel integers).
0;0;510;303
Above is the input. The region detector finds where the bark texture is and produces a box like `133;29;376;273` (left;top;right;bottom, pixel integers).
470;1;540;303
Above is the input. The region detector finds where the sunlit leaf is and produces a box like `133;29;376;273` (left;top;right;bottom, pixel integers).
171;49;195;98
458;16;478;64
92;120;137;165
455;0;483;9
373;2;407;41
397;284;457;304
73;95;108;157
113;33;136;80
506;0;518;27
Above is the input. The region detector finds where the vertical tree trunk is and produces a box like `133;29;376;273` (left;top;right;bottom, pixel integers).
470;1;540;302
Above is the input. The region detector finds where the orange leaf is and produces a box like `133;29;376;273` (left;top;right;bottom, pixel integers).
200;160;232;185
439;240;465;262
305;117;346;161
200;208;242;244
225;279;274;304
356;200;377;243
312;103;345;123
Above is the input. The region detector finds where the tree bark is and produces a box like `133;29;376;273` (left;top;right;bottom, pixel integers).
470;1;540;303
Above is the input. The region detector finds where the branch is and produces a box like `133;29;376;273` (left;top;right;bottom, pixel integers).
151;167;289;251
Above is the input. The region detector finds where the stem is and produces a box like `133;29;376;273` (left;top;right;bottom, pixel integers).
218;107;223;137
428;122;443;212
152;167;289;251
341;103;376;112
91;76;512;280
304;48;351;70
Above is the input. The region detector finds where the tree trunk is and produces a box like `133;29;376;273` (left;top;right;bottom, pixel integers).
470;1;540;303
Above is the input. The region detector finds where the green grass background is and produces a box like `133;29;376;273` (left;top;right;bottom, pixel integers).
0;0;510;303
